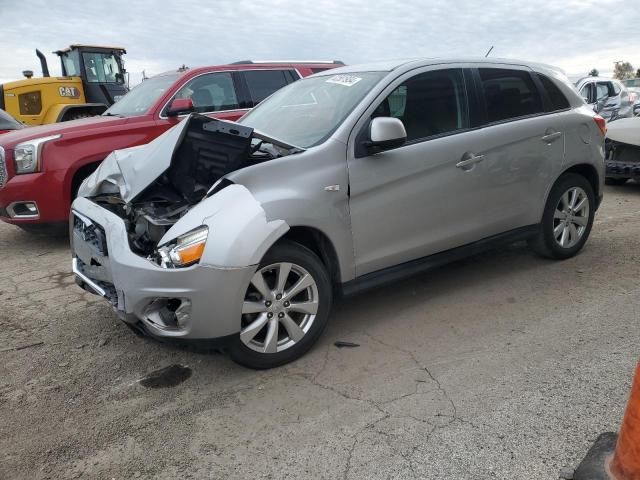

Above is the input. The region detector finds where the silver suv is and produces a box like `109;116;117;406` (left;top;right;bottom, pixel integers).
71;58;605;368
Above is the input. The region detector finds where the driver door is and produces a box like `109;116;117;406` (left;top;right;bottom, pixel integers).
347;67;494;276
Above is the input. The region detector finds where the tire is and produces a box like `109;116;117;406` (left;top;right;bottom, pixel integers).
227;240;333;369
605;177;628;186
528;173;595;260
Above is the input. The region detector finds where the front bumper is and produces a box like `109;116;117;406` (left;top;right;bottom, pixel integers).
70;196;256;340
0;171;69;225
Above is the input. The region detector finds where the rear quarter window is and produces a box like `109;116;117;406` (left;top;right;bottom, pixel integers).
536;73;570;111
479;68;544;123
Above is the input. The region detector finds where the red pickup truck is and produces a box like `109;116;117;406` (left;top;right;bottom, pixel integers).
0;61;342;232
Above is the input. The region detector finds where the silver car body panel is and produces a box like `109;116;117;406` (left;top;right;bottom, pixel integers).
157;184;289;268
606;117;640;145
71;196;257;339
71;57;604;341
78;120;189;202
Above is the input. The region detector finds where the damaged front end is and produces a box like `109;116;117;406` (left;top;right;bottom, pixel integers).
605;117;640;181
79;113;299;259
71;114;294;339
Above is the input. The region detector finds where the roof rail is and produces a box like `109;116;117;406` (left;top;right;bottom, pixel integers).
230;60;344;65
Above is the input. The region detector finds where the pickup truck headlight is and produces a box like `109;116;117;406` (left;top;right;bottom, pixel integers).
14;134;61;174
157;226;208;268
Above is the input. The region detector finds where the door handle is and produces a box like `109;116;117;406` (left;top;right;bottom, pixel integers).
456;153;485;169
541;131;562;143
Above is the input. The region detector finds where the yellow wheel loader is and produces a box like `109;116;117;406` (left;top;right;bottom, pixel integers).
0;45;129;125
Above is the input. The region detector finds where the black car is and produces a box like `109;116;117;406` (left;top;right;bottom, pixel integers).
0;109;23;134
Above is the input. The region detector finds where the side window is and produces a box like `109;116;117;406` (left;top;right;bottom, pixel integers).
612;82;621;95
596;82;609;101
373;69;468;142
172;72;239;113
243;70;292;105
536;74;570;111
479;68;544;123
580;83;594;103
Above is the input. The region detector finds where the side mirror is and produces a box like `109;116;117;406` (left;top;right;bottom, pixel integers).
366;117;407;154
167;98;194;117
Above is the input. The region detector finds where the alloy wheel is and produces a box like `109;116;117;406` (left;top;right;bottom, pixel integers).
553;186;590;249
240;262;319;353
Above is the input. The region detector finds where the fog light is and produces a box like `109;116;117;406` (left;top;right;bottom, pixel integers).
7;201;39;218
143;298;191;330
175;300;192;327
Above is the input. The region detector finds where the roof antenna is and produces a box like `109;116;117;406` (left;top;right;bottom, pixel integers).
485;46;494;57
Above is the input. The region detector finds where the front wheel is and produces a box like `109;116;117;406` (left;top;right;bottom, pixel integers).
227;241;333;369
528;173;595;259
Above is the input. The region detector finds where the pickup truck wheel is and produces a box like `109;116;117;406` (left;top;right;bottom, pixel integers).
228;241;332;369
528;173;595;260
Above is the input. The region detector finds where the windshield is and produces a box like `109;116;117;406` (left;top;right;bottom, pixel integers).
239;72;385;148
623;78;640;88
82;52;123;83
60;50;80;76
103;73;180;117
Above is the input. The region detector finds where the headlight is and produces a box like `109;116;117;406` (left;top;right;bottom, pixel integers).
157;226;208;268
14;134;61;174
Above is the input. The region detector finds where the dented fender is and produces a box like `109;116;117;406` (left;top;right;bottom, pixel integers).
159;184;289;268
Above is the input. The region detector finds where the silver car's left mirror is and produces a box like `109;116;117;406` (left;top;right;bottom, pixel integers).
366;117;407;154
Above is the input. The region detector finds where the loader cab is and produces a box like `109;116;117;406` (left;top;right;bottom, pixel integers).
55;45;129;106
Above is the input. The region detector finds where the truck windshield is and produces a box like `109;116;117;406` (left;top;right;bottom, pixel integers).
103;73;180;117
82;52;123;84
239;72;385;148
60;50;80;76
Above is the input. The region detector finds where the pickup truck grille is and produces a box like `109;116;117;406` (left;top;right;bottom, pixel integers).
0;146;6;188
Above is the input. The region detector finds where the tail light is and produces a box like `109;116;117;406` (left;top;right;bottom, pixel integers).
629;92;637;103
593;115;606;136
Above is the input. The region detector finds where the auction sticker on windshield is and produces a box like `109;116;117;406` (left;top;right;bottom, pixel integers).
326;75;362;87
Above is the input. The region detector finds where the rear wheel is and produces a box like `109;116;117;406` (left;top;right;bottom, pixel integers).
227;241;332;369
528;173;595;259
605;177;628;186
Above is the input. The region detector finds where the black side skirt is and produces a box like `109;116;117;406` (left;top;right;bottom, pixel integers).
340;224;540;297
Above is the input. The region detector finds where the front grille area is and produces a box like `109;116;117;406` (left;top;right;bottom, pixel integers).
75;257;118;305
73;213;108;257
0;146;7;188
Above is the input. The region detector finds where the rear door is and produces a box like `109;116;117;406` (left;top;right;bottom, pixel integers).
470;66;565;232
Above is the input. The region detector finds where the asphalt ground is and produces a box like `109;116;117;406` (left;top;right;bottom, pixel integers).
1;183;639;479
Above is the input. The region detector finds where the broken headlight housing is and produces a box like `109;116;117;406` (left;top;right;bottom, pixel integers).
156;226;208;268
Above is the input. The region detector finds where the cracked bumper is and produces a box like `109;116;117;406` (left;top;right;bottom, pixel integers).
70;197;255;340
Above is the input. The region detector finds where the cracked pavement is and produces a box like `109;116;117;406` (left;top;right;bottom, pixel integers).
1;184;640;479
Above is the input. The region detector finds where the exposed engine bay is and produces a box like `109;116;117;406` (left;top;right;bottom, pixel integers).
89;114;300;256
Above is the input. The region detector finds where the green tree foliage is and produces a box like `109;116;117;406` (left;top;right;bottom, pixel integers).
613;61;634;80
589;68;599;77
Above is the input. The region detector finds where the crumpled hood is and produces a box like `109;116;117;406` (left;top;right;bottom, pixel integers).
607;117;640;146
78;119;189;202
